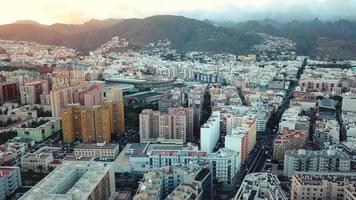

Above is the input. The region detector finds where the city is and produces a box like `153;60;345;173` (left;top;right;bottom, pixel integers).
0;1;356;200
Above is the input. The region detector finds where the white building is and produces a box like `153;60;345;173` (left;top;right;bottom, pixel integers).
200;111;220;153
19;161;115;200
114;142;240;185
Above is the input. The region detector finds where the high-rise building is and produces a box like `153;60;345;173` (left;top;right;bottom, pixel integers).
19;80;48;105
139;108;193;143
0;82;19;103
291;171;356;200
139;109;160;141
225;117;257;163
50;87;74;117
225;128;250;164
105;102;125;135
61;104;117;143
80;105;111;143
19;161;115;200
61;104;82;142
200;111;220;153
283;149;351;177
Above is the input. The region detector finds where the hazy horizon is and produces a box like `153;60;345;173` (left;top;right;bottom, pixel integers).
1;0;356;25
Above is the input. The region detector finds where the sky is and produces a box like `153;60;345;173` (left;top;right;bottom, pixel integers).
1;0;356;25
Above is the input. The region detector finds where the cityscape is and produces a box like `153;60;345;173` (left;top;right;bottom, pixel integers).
0;1;356;200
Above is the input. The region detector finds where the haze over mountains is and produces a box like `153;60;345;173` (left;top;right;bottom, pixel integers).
0;15;355;59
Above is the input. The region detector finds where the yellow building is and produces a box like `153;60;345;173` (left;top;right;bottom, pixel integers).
61;103;118;143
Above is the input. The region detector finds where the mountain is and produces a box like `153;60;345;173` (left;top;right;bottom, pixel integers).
233;18;356;59
0;15;262;54
0;16;356;58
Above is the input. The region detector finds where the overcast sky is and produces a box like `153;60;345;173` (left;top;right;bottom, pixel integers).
1;0;356;24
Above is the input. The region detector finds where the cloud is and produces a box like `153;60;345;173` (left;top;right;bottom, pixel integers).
0;0;355;24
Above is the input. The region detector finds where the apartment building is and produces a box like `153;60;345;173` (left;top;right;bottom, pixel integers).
62;103;124;143
200;111;220;153
19;161;115;200
283;149;351;177
49;87;74;117
291;171;356;200
139;107;193;143
273;129;308;162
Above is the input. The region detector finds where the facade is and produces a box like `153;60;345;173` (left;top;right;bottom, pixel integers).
200;111;220;153
225;128;249;163
283;149;351;177
49;87;74;117
139;109;160;141
19;161;115;200
74;143;120;160
61;103;123;143
21;153;54;173
0;167;22;200
225;117;257;164
273;129;308;162
291;171;356;200
139;107;193;143
234;173;287;200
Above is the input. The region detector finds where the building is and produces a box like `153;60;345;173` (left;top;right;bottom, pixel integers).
200;111;220;153
0;167;22;200
103;86;125;135
225;128;249;164
80;105;111;143
133;170;162;200
317;98;337;119
105;101;125;135
273;129;308;162
49;87;74;117
139;107;193;143
166;184;202;200
225;118;257;163
19;161;115;200
61;103;122;143
134;163;212;200
73;82;104;107
283;149;351;177
21;153;54;173
234;173;287;200
74;143;120;160
16;117;62;142
114;142;240;185
19;80;48;105
0;82;19;104
291;171;356;200
139;109;160;141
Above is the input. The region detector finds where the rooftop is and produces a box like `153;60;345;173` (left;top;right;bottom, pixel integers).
20;161;113;200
